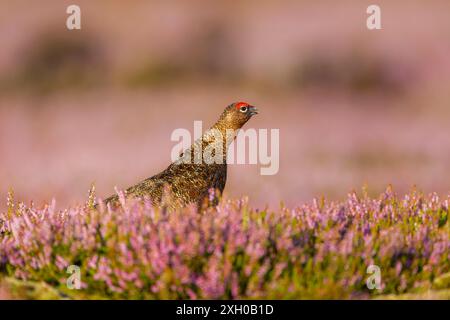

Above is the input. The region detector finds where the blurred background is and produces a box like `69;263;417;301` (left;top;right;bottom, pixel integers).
0;0;449;209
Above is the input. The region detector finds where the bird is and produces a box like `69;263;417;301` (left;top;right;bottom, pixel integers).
101;102;258;209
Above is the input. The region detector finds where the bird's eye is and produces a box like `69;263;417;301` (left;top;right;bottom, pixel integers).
239;106;248;113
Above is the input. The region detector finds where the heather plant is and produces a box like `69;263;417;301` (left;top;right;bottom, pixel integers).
0;187;448;299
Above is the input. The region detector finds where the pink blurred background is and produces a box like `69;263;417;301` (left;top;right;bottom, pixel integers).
0;0;450;210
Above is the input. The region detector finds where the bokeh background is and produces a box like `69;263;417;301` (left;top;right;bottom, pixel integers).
0;0;449;210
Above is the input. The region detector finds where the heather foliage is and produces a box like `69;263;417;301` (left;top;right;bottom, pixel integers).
0;188;449;299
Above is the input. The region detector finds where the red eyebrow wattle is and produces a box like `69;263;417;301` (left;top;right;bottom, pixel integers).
235;102;250;109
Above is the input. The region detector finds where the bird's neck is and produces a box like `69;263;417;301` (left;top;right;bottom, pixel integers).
209;120;241;146
189;121;239;164
177;119;241;165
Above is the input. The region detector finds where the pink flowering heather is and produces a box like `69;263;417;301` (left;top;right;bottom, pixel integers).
0;187;449;299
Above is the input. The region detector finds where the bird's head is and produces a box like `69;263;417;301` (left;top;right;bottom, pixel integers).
218;102;258;130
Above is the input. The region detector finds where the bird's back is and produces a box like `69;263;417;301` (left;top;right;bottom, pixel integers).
103;160;226;208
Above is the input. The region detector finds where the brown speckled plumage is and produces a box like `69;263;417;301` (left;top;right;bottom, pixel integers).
102;102;258;209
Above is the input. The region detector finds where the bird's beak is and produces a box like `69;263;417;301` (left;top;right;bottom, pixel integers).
248;106;259;116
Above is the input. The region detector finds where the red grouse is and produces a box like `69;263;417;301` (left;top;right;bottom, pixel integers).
102;102;258;209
